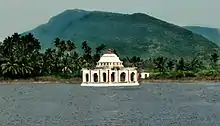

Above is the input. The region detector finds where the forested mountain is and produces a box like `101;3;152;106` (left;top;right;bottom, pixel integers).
184;26;220;46
23;9;220;59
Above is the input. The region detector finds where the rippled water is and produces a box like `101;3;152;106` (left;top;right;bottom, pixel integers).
1;82;220;125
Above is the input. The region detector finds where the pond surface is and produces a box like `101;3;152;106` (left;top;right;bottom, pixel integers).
0;82;220;126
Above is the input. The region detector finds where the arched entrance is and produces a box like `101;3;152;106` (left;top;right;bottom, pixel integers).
130;72;135;81
103;72;107;82
86;73;89;82
111;72;115;82
93;73;98;82
120;72;126;82
145;74;148;78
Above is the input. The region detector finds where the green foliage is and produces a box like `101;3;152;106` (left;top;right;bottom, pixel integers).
197;69;220;77
183;71;197;77
167;60;175;71
0;32;220;80
153;57;168;73
0;33;98;79
210;53;219;68
168;71;185;79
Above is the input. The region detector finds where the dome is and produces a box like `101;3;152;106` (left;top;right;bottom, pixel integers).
96;49;124;68
98;53;122;63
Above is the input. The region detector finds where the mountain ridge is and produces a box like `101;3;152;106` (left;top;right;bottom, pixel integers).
183;26;220;46
23;9;220;59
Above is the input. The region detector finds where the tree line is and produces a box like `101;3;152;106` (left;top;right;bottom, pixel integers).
0;33;219;80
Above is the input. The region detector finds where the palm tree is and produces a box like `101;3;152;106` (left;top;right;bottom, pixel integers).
19;61;33;77
43;48;56;75
54;38;61;49
59;40;67;54
2;36;14;58
81;41;92;61
60;55;75;74
128;56;142;67
176;58;185;71
210;53;219;68
66;40;76;52
153;56;167;73
1;58;20;78
94;44;106;62
167;59;175;71
189;57;203;72
31;53;44;76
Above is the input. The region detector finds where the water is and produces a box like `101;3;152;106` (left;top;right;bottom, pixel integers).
0;83;220;125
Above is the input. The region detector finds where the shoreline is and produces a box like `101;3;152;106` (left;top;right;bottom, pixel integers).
0;76;220;85
141;77;220;83
1;77;220;84
0;76;82;85
141;79;216;83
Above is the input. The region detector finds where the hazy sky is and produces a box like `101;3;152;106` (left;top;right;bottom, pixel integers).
0;0;219;38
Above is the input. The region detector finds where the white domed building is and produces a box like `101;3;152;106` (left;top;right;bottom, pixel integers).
81;49;140;86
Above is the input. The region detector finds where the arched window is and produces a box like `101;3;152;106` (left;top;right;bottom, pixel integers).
86;74;89;82
93;73;98;82
120;72;126;82
103;73;107;82
111;72;115;82
130;72;135;81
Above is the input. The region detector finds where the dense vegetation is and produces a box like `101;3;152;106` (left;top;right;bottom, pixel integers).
1;33;220;81
184;26;220;46
23;9;220;59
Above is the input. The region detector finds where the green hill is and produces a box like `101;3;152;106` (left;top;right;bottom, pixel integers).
23;9;220;59
183;26;220;46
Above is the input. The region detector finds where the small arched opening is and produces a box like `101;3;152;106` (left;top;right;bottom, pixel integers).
130;72;135;82
86;73;89;82
111;72;115;82
120;72;126;82
145;74;148;78
93;73;98;82
103;72;107;82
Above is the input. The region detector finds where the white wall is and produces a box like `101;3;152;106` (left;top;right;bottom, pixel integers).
140;72;150;79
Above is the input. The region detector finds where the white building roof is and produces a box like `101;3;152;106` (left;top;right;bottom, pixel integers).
98;53;123;63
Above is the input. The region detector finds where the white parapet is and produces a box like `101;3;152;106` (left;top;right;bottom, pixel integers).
81;82;139;87
140;72;150;79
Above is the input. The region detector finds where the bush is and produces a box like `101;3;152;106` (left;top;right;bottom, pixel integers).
149;72;169;79
168;71;184;79
184;71;196;77
197;69;220;77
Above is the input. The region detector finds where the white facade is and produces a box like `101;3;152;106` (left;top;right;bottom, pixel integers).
140;72;150;79
81;49;139;86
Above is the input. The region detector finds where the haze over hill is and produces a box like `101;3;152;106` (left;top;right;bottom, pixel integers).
23;9;220;59
183;26;220;46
